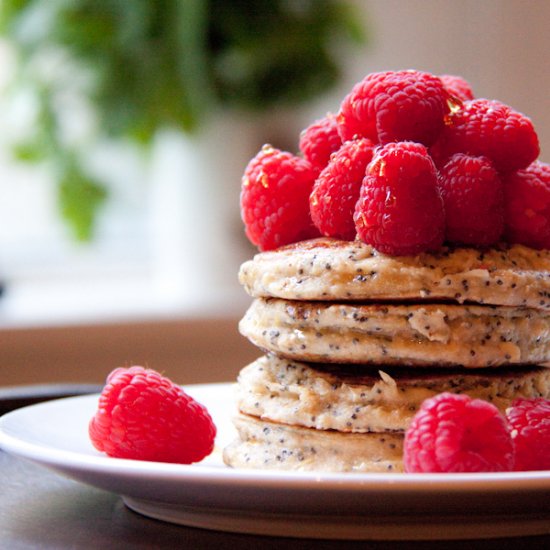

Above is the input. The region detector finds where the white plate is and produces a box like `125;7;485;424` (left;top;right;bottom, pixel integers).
1;383;549;541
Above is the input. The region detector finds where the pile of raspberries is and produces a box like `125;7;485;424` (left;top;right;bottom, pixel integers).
241;70;548;256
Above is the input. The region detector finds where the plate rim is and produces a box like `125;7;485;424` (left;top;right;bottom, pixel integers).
1;383;550;495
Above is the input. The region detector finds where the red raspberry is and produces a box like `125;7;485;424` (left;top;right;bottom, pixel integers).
337;70;450;146
299;113;342;172
89;366;216;464
354;142;445;256
506;398;550;471
438;153;504;246
503;161;550;249
310;138;375;240
241;145;319;251
431;99;539;173
439;74;475;102
404;393;514;473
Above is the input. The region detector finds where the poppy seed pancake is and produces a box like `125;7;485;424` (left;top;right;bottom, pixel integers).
235;355;550;433
223;412;404;473
240;298;550;367
239;238;550;310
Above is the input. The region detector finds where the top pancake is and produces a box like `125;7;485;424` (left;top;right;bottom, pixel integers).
239;238;550;309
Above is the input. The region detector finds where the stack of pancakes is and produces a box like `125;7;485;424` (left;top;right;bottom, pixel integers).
223;238;550;472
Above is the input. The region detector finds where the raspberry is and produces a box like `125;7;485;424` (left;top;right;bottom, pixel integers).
89;366;216;464
503;161;550;249
337;70;450;146
439;74;475;102
299;113;342;172
438;154;504;246
506;398;550;471
241;145;319;251
431;99;539;173
404;393;514;473
310;138;375;240
354;142;445;256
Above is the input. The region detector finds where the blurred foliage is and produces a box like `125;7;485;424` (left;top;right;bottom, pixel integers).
0;0;366;239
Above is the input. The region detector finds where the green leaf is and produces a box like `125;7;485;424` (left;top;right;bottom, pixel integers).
12;140;49;162
58;161;107;241
172;0;212;132
0;0;33;32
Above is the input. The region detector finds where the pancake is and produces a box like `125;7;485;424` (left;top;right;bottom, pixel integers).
240;298;550;367
223;412;404;473
236;355;550;433
239;238;550;309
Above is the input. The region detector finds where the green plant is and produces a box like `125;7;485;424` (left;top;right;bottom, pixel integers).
0;0;365;239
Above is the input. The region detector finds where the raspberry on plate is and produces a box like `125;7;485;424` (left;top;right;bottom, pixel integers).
89;366;216;464
503;161;550;250
299;113;342;173
354;141;445;256
404;393;514;473
431;98;539;173
310;138;375;240
439;74;475;102
241;145;319;251
506;398;550;471
337;70;450;146
438;153;504;246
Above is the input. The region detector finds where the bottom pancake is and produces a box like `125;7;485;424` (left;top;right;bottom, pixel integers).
236;355;550;433
223;413;404;473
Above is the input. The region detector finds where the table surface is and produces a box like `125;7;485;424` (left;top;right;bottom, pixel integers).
1;387;549;549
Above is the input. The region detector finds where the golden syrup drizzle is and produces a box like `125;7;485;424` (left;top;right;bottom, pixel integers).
385;189;396;207
310;190;319;208
356;212;368;230
444;95;463;126
371;158;387;177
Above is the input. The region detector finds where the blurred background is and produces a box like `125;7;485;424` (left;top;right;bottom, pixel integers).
1;0;549;387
